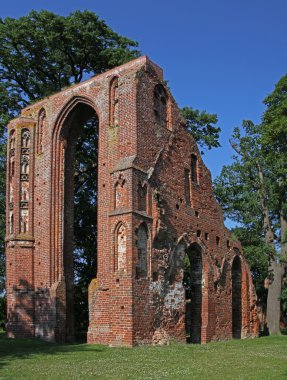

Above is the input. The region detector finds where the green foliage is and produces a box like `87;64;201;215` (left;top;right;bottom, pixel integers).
215;85;287;331
214;120;278;315
214;121;265;228
0;10;139;102
262;75;287;247
263;74;287;169
182;254;191;289
181;106;221;152
281;286;287;316
231;227;269;303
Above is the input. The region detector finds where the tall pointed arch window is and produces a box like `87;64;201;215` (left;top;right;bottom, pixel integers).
37;108;46;154
191;154;198;183
21;129;30;149
136;223;149;278
116;223;127;272
153;84;168;128
110;77;119;126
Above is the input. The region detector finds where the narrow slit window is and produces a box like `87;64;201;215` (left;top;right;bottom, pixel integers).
191;154;198;183
184;169;191;206
153;84;168;128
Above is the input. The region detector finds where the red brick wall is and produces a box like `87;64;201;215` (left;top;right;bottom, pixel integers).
6;56;258;345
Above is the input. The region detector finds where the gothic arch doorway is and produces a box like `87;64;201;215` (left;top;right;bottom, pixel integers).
183;243;202;343
56;101;99;342
232;255;242;339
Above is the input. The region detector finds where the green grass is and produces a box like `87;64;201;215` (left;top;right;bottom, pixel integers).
0;333;287;379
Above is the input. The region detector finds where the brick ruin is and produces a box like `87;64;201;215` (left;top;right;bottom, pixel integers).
5;56;258;346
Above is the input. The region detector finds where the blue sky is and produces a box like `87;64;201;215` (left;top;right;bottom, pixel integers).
1;0;287;179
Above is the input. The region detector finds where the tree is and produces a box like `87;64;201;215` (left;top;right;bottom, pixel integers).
262;74;287;332
181;107;221;152
215;118;285;335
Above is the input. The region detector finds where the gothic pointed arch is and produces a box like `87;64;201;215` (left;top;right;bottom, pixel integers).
110;76;119;126
115;222;127;272
136;222;149;278
232;255;242;338
37;108;46;154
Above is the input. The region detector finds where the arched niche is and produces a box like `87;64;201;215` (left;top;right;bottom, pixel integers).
115;175;127;209
191;154;198;183
138;182;147;212
136;223;149;279
110;76;119;126
52;98;99;342
37;108;46;154
116;223;127;272
232;255;242;338
183;243;202;343
153;83;168;128
21;129;30;149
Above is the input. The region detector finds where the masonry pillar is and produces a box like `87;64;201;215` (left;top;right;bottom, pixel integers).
6;118;36;338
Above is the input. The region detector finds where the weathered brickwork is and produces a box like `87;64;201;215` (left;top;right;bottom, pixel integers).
5;56;258;346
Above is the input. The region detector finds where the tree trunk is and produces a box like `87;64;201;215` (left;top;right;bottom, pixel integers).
266;258;282;335
257;162;282;334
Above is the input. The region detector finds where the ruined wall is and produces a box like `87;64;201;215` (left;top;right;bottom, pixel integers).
6;56;258;346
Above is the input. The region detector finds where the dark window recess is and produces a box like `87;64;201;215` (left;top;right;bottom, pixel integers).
136;224;148;278
152;272;158;281
191;154;198;183
138;183;147;211
153;84;168;128
197;230;201;238
184;169;191;206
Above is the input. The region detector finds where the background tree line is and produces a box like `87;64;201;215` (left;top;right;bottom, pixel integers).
215;76;287;335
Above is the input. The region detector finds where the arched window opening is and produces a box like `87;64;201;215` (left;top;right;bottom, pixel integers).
191;154;198;183
183;243;202;343
138;182;147;212
62;102;99;342
21;129;30;148
10;130;16;151
9;184;13;203
232;255;242;339
21;157;29;174
9;211;13;235
154;84;168;128
10;159;15;178
184;169;191;206
116;224;127;271
37;108;46;154
136;223;148;279
20;210;29;234
110;77;119;126
21;182;29;202
115;176;127;209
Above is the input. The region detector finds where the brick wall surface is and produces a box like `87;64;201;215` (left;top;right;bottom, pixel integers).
5;56;258;346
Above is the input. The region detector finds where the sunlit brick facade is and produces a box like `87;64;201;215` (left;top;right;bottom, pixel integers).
6;57;258;345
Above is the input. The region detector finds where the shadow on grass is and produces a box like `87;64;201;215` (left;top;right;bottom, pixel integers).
0;332;105;370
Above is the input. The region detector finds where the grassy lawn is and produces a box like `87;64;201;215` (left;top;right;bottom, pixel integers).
0;333;286;379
